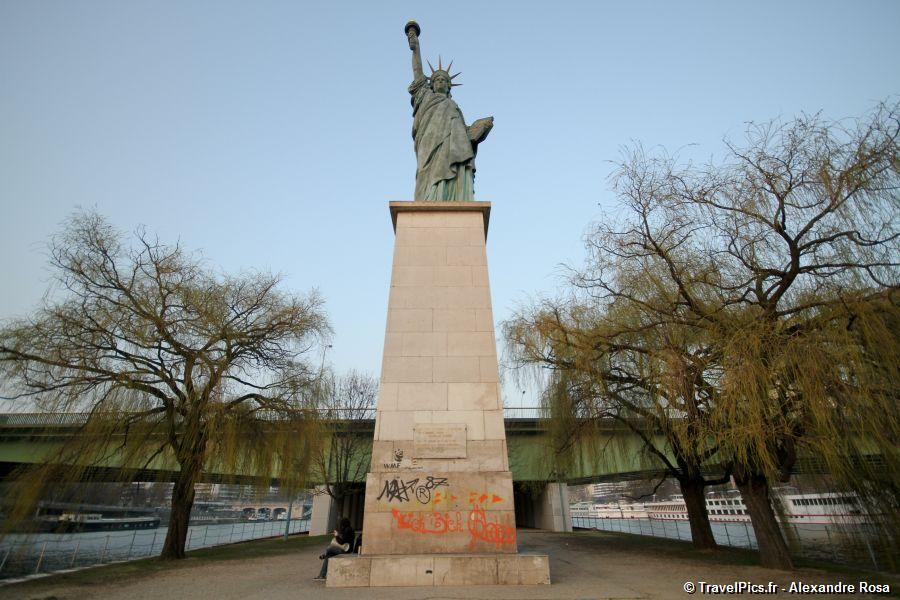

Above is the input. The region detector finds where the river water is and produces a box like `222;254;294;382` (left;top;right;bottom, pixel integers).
0;519;310;579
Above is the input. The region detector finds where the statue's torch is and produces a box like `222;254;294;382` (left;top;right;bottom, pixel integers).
405;20;421;47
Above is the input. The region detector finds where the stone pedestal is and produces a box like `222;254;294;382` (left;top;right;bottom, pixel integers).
328;201;549;587
327;553;550;587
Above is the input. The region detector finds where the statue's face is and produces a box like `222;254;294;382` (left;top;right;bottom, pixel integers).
432;74;450;95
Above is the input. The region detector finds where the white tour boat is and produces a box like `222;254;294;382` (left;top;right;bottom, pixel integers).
643;490;867;525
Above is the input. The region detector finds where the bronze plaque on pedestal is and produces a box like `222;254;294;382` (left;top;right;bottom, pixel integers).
414;424;467;458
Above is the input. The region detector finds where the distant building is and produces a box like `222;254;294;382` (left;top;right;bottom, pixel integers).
589;482;629;500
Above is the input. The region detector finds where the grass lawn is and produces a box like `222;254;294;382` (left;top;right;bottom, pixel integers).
2;532;330;592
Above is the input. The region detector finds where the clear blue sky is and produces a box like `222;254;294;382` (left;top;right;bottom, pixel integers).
2;1;898;406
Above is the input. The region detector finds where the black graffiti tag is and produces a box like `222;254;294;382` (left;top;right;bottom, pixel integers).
414;476;449;504
378;476;450;504
377;478;419;503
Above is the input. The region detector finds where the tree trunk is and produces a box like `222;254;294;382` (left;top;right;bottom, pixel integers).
679;476;718;550
160;462;200;560
735;472;793;569
334;493;348;528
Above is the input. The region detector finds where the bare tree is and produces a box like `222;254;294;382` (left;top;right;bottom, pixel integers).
0;212;330;559
311;370;377;525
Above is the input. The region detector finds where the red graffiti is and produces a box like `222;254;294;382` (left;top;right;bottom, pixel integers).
432;492;458;505
468;491;505;504
390;504;516;550
391;507;464;535
466;504;517;549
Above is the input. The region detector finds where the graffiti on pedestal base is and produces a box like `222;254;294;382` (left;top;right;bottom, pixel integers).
377;475;449;504
390;504;516;550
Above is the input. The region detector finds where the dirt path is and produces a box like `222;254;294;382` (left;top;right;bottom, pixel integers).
2;530;894;599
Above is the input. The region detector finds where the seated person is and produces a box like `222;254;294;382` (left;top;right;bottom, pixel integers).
314;517;355;581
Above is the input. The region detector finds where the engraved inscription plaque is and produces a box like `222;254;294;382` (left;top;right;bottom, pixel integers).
413;424;467;459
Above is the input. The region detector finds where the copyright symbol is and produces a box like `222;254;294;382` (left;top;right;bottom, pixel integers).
683;581;696;594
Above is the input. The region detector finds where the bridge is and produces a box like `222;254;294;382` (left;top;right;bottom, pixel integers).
7;411;865;535
0;410;670;485
0;410;675;534
0;409;863;488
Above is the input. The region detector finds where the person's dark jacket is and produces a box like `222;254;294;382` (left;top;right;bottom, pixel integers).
335;524;355;547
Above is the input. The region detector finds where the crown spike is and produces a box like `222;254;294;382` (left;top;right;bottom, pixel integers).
450;83;462;87
427;59;435;74
450;72;462;80
439;55;444;71
446;60;453;72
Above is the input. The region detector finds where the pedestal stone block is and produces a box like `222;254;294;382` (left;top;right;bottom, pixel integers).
328;554;371;587
433;356;481;382
433;309;477;331
447;382;499;410
326;553;551;587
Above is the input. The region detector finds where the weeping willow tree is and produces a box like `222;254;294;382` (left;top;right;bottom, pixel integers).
505;270;731;551
713;291;899;569
0;212;330;559
507;100;899;569
612;102;898;569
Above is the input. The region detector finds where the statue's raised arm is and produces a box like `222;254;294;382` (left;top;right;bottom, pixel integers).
406;21;424;81
404;20;493;202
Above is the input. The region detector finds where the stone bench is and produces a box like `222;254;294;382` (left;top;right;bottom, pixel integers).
326;553;550;587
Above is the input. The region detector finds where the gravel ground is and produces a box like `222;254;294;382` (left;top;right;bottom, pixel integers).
2;530;895;599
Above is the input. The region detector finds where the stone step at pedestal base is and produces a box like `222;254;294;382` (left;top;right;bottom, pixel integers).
326;553;550;587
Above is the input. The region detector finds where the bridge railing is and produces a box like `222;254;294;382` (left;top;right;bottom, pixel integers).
502;406;546;419
0;408;549;427
0;411;367;427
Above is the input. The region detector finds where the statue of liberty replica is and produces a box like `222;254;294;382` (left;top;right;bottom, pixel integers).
405;21;494;201
326;21;550;588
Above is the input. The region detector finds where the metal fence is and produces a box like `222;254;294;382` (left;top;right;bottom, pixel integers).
572;515;757;548
571;516;887;570
0;519;310;580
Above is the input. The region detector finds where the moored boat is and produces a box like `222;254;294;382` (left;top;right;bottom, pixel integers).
643;490;868;525
35;512;161;532
570;501;649;519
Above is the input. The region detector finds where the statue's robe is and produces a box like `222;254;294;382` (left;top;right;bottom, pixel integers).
409;76;475;201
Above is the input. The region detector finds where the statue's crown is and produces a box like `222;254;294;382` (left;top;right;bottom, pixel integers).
427;56;462;87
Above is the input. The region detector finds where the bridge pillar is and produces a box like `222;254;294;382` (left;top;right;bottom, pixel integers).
308;486;336;536
533;482;572;532
334;485;366;530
